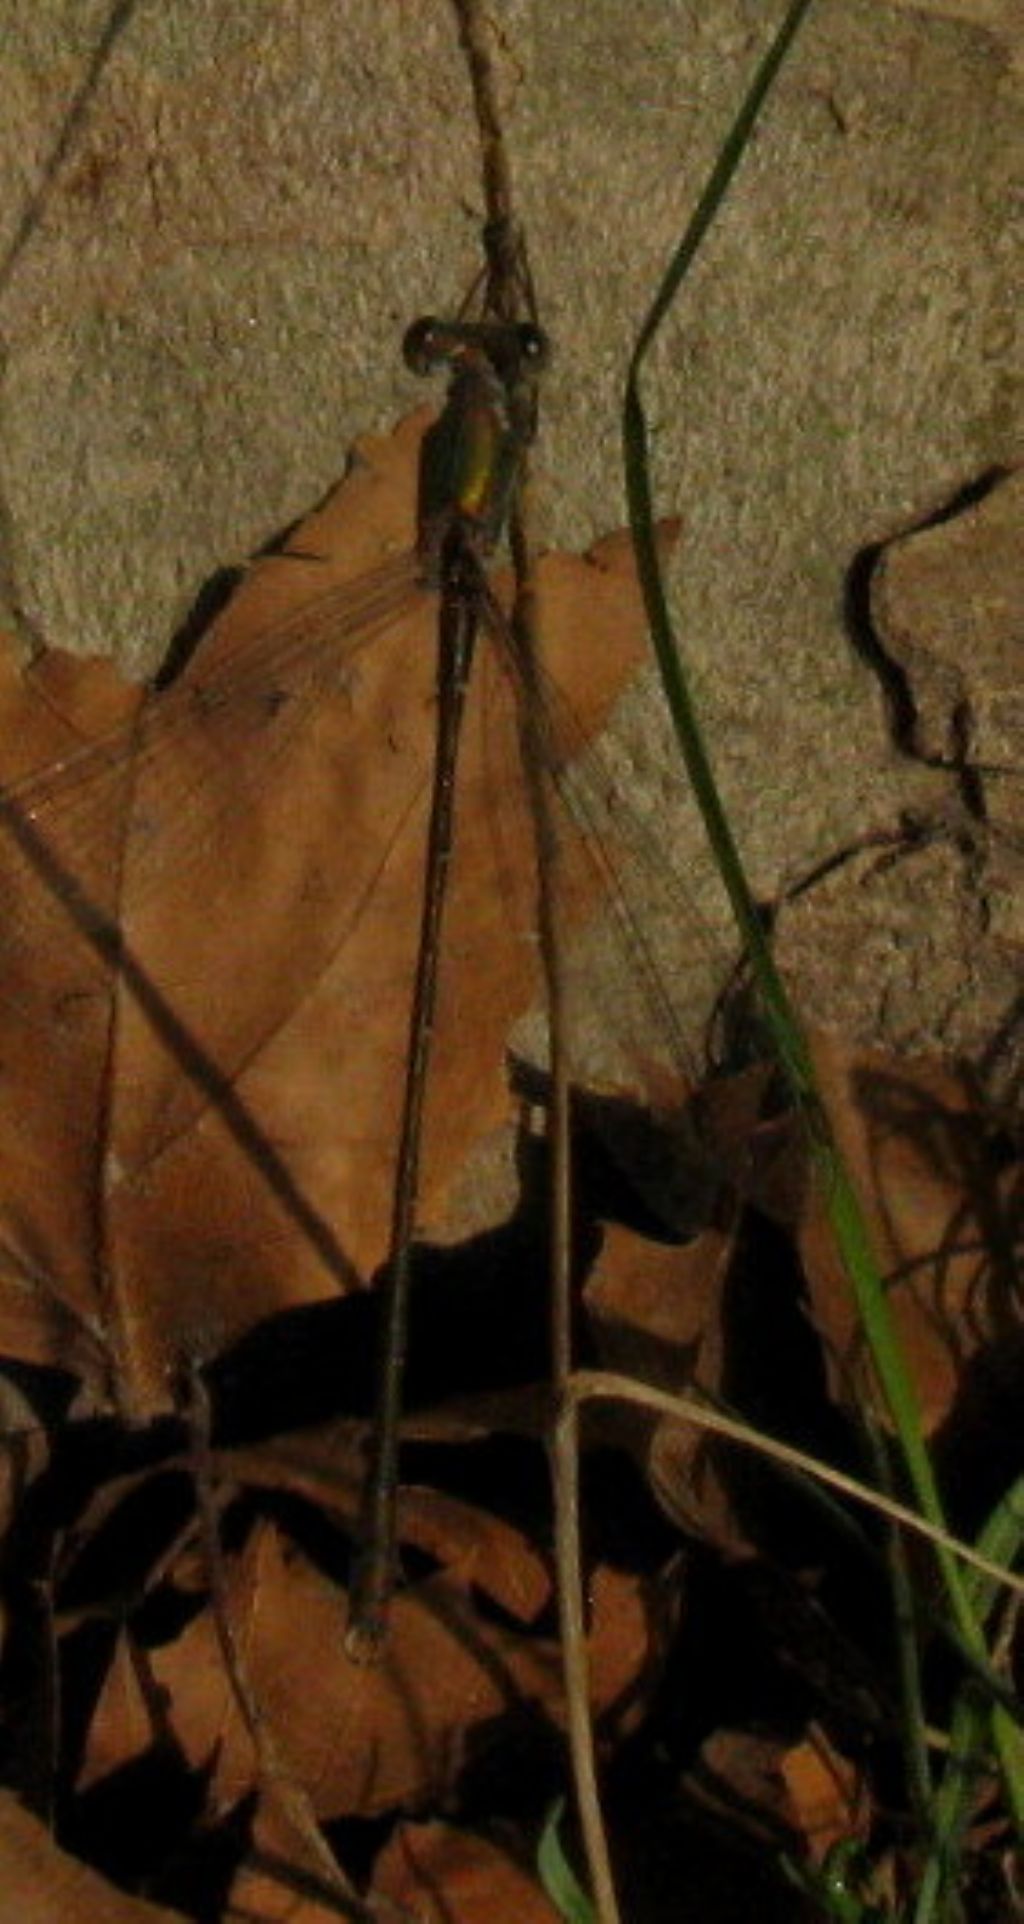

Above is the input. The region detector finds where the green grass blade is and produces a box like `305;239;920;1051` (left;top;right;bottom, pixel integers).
914;1482;1024;1922
538;1798;597;1924
620;0;1020;1839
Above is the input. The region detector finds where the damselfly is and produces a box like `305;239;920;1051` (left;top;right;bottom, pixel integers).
0;305;730;1564
348;307;550;1645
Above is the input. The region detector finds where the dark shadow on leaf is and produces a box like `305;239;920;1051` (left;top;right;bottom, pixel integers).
0;788;361;1337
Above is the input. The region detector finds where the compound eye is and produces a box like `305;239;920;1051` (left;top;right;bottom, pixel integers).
516;322;549;369
402;317;445;375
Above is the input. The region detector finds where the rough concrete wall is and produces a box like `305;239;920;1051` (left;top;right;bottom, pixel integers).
0;0;1021;1082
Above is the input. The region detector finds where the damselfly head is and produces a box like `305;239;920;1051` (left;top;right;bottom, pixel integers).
402;316;449;376
403;315;550;386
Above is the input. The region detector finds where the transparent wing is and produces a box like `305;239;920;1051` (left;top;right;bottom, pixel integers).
0;549;425;967
0;540;442;1364
464;584;749;1233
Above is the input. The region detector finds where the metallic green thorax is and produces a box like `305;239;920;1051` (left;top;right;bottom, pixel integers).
404;317;547;584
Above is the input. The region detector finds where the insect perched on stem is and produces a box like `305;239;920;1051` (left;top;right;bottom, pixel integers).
347;306;551;1652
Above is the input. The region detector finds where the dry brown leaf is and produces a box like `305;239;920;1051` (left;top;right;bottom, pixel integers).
581;1068;812;1553
780;1724;868;1867
0;408;673;1416
576;1049;810;1554
54;1415;556;1642
81;1513;656;1819
220;1789;358;1924
684;1727;797;1847
372;1820;561;1923
585;1219;750;1550
799;1030;1023;1434
223;1864;342;1924
586;1025;1023;1536
0;1413;51;1549
0;1788;189;1924
220;1421;555;1620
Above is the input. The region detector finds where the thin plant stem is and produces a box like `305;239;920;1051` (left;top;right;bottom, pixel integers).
565;1371;1024;1612
620;0;1023;1836
451;5;619;1917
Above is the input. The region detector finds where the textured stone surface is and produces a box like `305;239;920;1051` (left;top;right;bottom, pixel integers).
0;0;1021;1077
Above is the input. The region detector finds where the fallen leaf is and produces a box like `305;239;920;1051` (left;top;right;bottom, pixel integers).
799;1030;1024;1436
221;1789;360;1923
684;1727;797;1846
581;1063;799;1554
780;1724;867;1866
0;1788;189;1923
373;1820;561;1923
588;1023;1024;1539
222;1423;554;1619
0;408;674;1416
585;1219;747;1550
81;1512;657;1819
54;1412;556;1641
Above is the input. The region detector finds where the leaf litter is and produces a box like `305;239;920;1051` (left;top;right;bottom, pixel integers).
0;415;1019;1918
0;406;676;1415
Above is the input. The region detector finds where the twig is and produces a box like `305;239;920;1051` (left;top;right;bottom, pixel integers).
449;7;621;1921
450;0;531;324
565;1369;1024;1604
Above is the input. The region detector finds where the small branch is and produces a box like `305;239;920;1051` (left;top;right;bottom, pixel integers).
450;7;619;1919
566;1369;1024;1602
